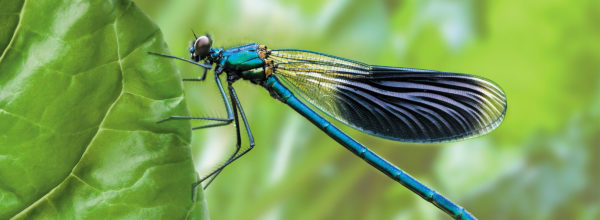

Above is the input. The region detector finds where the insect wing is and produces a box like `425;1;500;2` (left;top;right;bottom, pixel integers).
270;49;506;142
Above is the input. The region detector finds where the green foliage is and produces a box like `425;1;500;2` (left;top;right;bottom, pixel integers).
3;0;596;219
0;0;205;219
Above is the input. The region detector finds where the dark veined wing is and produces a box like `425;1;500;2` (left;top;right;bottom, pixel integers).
268;49;507;143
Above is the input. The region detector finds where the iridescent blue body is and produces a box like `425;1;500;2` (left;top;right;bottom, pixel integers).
207;43;269;82
265;76;475;219
151;35;506;220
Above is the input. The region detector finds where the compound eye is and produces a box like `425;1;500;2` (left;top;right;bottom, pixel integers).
189;47;195;53
193;36;211;58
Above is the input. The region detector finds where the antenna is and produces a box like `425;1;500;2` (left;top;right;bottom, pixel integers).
191;29;198;39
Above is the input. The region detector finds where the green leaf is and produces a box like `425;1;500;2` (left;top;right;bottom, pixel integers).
0;0;205;219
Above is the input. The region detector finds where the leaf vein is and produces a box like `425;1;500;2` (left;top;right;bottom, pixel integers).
0;0;26;64
0;108;55;133
12;16;126;218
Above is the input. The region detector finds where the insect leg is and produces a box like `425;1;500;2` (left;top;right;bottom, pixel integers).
182;60;212;81
193;82;255;192
147;52;212;69
159;72;234;129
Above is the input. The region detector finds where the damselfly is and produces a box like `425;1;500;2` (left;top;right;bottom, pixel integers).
149;34;506;220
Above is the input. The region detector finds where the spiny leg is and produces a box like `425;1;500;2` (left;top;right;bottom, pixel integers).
201;86;256;188
149;50;240;199
148;51;226;126
200;82;245;188
199;60;211;80
194;82;242;190
158;72;234;128
193;82;256;192
148;51;211;81
192;121;230;130
203;82;242;185
157;116;230;124
147;52;212;69
182;60;212;81
228;81;256;160
198;85;241;189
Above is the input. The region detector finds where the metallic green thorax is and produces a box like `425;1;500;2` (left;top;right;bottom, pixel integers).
217;43;268;82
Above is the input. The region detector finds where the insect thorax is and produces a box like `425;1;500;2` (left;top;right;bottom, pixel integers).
221;44;273;83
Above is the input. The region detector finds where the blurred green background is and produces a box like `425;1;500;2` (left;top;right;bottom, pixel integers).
133;0;599;219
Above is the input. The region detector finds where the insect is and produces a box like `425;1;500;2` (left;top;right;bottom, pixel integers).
149;33;506;220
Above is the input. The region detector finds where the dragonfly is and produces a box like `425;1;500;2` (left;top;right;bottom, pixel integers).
149;33;506;220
